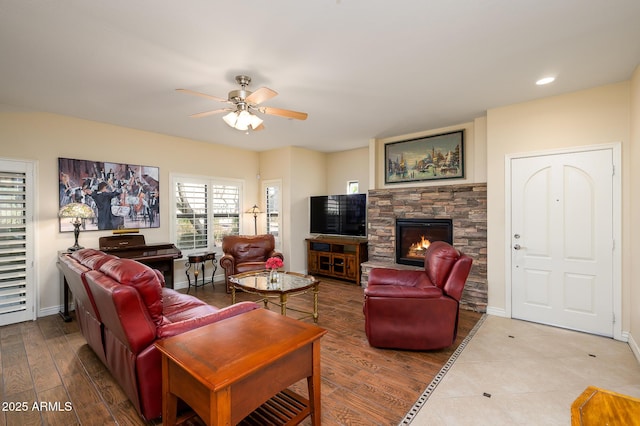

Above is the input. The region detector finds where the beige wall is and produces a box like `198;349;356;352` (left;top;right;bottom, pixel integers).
630;66;640;356
486;82;632;335
372;120;486;189
0;112;260;316
326;147;369;194
259;147;327;274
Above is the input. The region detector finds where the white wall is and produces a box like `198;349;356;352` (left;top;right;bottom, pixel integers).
486;82;632;332
0;112;260;316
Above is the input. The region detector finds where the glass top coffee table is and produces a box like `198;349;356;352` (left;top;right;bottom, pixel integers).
229;270;320;323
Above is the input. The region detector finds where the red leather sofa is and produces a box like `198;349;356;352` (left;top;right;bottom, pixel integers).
220;234;284;292
58;248;259;420
363;241;473;350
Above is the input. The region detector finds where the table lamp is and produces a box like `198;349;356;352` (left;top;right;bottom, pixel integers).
246;204;261;235
59;202;95;251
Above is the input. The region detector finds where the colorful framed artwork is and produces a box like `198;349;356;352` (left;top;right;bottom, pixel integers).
385;130;464;184
58;157;160;232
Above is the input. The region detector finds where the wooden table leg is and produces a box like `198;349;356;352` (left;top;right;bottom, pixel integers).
161;356;178;426
308;340;322;425
280;293;288;316
312;282;319;323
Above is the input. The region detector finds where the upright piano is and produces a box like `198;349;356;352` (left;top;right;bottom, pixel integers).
59;234;183;322
99;234;182;289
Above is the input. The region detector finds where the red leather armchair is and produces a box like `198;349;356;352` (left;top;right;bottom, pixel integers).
219;234;284;292
363;241;473;350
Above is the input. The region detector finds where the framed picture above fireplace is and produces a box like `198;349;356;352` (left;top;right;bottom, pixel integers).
385;130;464;184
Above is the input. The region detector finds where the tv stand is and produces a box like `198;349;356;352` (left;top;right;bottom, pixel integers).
306;237;367;284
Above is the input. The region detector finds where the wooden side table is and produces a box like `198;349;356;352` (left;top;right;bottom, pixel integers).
571;386;640;425
185;251;216;293
155;309;327;425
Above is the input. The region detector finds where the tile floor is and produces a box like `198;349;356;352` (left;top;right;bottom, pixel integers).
411;315;640;425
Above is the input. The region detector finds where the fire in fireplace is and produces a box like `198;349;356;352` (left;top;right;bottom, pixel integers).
395;218;453;266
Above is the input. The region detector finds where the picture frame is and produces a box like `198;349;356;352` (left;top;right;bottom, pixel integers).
385;130;464;184
58;157;160;232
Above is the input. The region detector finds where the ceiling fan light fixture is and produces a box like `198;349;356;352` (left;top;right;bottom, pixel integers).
223;111;239;128
223;110;263;131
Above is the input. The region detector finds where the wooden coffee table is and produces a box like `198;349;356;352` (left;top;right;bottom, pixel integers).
155;308;327;426
229;270;320;323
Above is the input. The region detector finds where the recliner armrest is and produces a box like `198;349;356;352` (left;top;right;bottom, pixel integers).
267;250;284;260
365;285;443;299
219;254;235;270
368;268;431;287
156;301;260;339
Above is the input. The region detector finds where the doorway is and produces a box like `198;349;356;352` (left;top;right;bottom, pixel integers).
508;145;621;338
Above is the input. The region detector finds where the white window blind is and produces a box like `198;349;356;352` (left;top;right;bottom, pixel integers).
212;184;240;246
175;180;209;250
263;180;282;250
173;176;242;253
0;164;34;325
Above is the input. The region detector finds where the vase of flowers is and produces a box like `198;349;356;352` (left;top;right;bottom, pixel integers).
266;257;283;283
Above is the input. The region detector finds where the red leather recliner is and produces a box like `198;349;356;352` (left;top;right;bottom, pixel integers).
363;241;473;350
220;234;284;293
57;249;118;364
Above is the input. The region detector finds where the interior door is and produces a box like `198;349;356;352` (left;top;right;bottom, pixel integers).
511;149;614;336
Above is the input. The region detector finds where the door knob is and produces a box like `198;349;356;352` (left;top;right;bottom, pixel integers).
513;244;521;250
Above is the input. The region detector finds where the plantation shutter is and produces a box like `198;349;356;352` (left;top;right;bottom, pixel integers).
172;175;243;255
175;180;209;250
212;184;240;247
0;161;35;326
263;180;282;251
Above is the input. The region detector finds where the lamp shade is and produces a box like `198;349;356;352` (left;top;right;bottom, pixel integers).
58;202;95;219
246;204;261;215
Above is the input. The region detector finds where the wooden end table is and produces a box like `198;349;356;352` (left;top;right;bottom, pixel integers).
155;309;327;425
571;385;640;425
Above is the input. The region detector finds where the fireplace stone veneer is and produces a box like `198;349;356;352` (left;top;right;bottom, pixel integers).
363;183;487;312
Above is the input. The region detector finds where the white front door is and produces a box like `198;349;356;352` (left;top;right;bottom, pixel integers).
511;148;614;336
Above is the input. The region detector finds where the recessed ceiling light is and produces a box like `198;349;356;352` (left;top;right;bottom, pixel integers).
536;77;555;85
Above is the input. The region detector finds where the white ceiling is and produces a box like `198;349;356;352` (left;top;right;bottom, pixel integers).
1;1;639;153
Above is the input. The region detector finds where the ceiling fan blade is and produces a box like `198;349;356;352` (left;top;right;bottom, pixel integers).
189;108;230;118
246;87;278;105
260;107;308;121
176;88;229;103
252;123;266;131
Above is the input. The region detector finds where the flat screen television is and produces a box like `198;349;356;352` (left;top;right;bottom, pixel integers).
309;193;367;237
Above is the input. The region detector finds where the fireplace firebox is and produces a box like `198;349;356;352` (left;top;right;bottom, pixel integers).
395;218;453;266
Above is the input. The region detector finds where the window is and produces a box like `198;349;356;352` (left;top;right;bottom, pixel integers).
347;180;359;194
262;179;282;250
172;175;243;253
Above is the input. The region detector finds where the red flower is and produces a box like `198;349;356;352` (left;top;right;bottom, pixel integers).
266;257;283;270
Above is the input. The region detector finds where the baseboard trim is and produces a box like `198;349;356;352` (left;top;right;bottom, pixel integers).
628;333;640;364
485;306;507;317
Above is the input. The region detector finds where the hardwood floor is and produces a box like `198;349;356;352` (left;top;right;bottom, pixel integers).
0;277;481;425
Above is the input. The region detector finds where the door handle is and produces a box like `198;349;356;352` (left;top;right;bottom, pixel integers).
513;244;521;250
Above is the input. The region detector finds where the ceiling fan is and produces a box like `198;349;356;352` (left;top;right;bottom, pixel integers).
177;75;308;131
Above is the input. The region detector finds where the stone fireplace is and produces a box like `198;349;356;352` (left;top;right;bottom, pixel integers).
361;183;487;312
395;218;453;266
